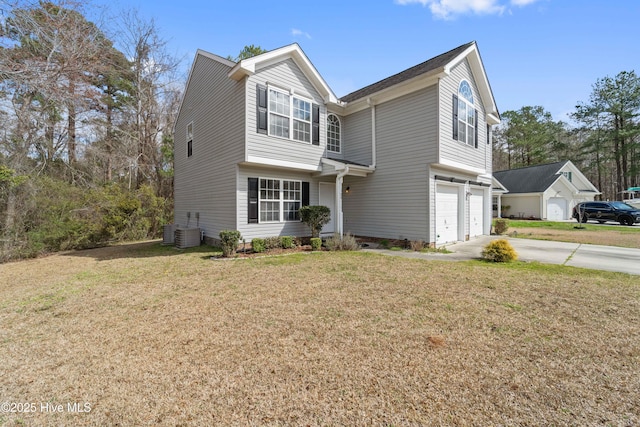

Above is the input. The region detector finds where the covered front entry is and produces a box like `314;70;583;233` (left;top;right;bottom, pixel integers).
436;184;460;244
319;182;336;234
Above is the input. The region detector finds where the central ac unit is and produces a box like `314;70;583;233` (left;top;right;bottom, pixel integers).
175;227;201;249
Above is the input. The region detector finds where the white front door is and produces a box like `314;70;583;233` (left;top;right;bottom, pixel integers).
319;182;336;234
469;189;484;238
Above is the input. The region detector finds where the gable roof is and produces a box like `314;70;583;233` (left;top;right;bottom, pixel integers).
339;41;499;123
228;43;340;105
493;161;570;194
340;42;474;103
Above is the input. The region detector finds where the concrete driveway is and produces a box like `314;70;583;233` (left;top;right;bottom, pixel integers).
447;236;640;275
367;236;640;275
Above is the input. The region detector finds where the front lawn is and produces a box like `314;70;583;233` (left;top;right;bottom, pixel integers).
507;219;640;248
1;242;638;425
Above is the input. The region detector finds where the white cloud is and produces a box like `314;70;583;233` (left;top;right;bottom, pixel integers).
291;28;312;39
396;0;543;19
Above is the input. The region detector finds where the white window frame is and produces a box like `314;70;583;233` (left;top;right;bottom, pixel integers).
268;86;312;144
327;113;341;153
258;178;302;223
457;80;476;147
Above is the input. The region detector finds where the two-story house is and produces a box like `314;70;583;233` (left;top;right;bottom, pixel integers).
174;41;500;246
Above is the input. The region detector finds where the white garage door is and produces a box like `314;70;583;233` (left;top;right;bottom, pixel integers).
547;197;567;221
469;189;484;238
436;185;459;244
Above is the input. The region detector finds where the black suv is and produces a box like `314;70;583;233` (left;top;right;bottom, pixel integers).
573;201;640;226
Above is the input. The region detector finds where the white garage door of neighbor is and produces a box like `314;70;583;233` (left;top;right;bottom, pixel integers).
436;185;459;244
547;197;567;221
469;189;484;238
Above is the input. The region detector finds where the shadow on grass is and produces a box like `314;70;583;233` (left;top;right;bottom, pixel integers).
62;240;221;261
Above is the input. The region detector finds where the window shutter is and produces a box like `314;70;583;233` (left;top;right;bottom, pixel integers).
302;181;310;207
248;177;259;223
474;109;479;148
311;104;320;145
452;95;459;140
487;124;491;145
256;85;267;134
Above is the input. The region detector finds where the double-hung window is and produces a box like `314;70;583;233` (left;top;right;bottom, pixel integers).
453;80;478;147
268;88;312;143
258;178;302;222
257;84;319;145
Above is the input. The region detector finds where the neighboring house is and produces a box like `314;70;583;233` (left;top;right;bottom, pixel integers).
173;41;500;246
493;161;600;220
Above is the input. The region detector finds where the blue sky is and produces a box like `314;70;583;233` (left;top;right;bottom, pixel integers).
99;0;639;124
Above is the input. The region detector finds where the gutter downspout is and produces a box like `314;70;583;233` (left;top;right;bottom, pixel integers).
368;98;377;168
336;166;350;237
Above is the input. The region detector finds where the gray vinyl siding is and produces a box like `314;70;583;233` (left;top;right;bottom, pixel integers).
439;59;490;172
246;59;326;169
342;108;372;165
174;53;245;240
342;85;438;241
237;165;323;241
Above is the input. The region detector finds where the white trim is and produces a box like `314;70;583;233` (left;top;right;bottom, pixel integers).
228;43;341;105
245;156;320;171
436;158;486;175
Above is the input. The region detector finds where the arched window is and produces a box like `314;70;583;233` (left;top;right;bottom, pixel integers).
454;80;477;147
327;114;341;153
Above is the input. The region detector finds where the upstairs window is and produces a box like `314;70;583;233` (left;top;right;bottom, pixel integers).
562;171;572;182
186;122;193;157
453;80;478;148
327;114;341;153
256;84;320;145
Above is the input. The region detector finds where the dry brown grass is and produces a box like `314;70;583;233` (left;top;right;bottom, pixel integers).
1;241;639;426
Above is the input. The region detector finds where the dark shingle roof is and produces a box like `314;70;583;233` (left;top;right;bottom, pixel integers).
493;161;569;194
339;41;475;103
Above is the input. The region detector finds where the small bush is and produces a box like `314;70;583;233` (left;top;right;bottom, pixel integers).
493;219;510;235
251;238;266;253
264;236;281;250
219;230;242;257
280;236;294;249
325;233;360;251
379;239;390;249
299;205;331;237
482;239;518;263
310;237;322;251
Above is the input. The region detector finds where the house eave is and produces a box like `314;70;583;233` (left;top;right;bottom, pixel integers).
228;43;341;105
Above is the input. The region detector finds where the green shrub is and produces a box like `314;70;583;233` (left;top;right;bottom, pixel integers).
219;230;242;257
299;205;331;238
280;236;294;249
310;237;322;251
482;239;518;263
325;233;360;251
379;239;390;249
493;218;510;235
251;238;266;253
264;236;281;250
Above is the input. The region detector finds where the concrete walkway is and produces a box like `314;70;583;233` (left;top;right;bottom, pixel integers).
363;235;640;276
